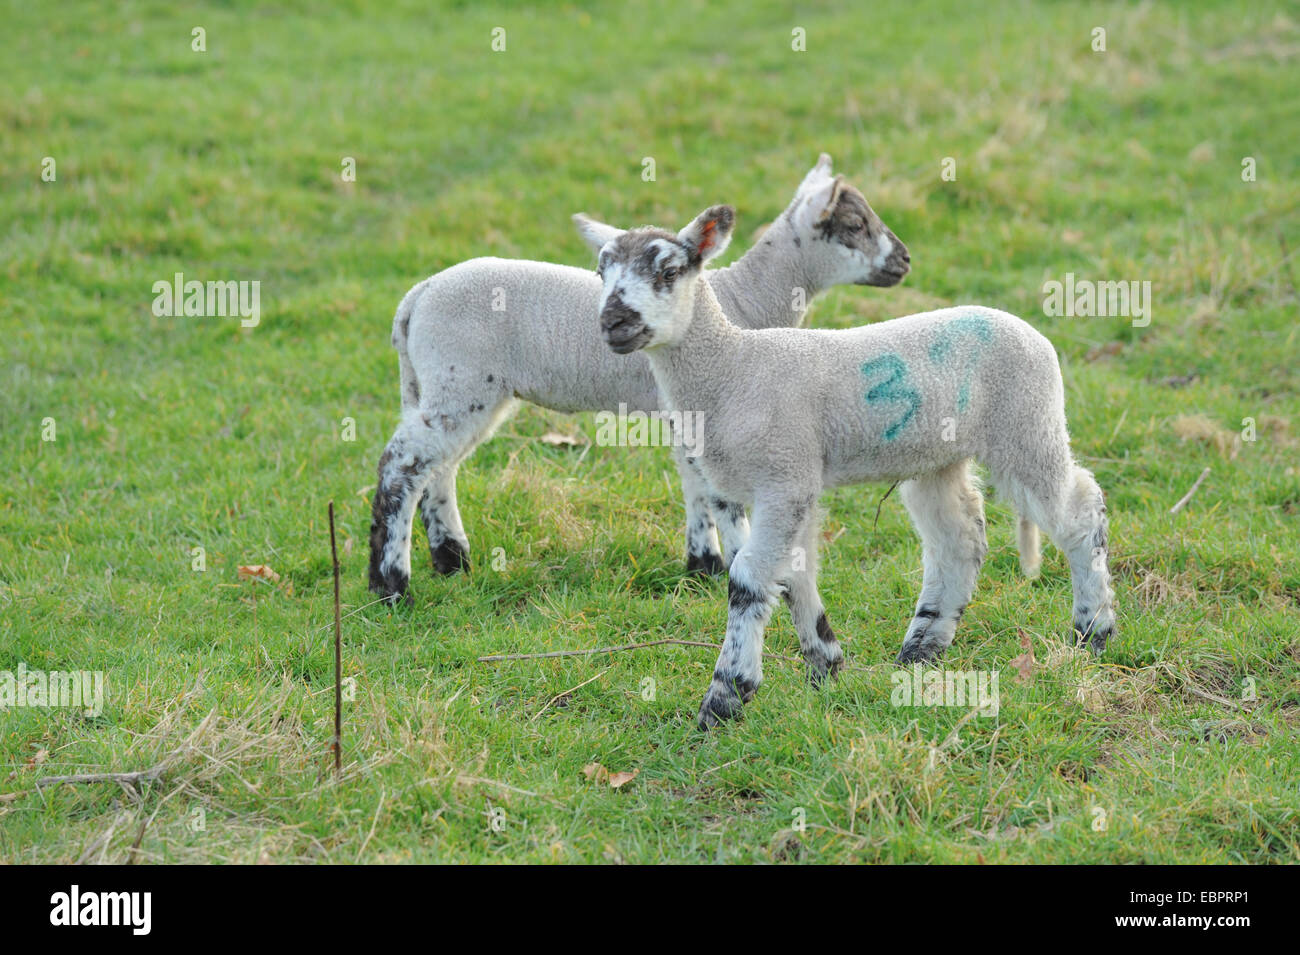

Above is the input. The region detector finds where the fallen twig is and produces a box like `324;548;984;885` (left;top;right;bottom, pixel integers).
873;480;900;532
479;639;804;666
1169;467;1211;514
479;638;719;662
454;775;558;802
36;764;167;790
1182;682;1244;710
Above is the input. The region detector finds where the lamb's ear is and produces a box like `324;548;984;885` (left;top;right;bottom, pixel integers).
678;205;735;265
794;152;834;197
800;174;845;225
572;214;625;257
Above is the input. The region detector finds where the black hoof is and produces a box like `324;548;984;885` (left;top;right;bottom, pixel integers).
895;641;944;665
368;550;412;603
807;653;843;689
807;613;843;688
686;551;727;577
431;539;471;576
368;578;412;606
696;675;757;730
697;688;743;730
1073;624;1113;654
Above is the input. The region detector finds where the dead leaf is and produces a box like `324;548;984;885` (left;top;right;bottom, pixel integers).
25;749;49;768
238;564;281;583
342;537;354;557
238;564;293;596
608;769;639;789
582;763;637;788
1010;629;1035;684
539;431;583;448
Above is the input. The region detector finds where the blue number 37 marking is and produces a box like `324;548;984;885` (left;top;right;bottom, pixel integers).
861;354;920;441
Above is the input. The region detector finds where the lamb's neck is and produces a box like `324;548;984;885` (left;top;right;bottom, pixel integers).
708;212;819;329
645;285;738;415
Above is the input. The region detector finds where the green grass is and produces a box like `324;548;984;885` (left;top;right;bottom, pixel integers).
1;0;1297;863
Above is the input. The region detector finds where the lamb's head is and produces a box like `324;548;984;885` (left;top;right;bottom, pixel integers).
574;205;735;354
784;153;910;287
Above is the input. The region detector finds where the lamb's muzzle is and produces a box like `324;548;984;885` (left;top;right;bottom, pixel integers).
598;296;649;354
869;237;911;286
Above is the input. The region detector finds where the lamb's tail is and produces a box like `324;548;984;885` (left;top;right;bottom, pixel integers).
392;280;428;410
390;280;426;353
1017;516;1042;578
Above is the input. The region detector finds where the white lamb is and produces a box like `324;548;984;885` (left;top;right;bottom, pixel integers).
576;204;1116;729
370;156;911;601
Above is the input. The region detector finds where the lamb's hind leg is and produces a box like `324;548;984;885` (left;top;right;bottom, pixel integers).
369;413;441;603
674;446;725;575
698;494;813;729
1043;467;1115;651
419;467;471;575
895;460;988;663
370;394;514;598
398;346;474;576
416;392;518;577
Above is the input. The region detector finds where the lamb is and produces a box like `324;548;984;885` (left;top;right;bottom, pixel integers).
369;155;911;602
577;204;1116;729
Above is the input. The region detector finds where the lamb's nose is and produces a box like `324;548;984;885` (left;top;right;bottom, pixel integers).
601;298;639;331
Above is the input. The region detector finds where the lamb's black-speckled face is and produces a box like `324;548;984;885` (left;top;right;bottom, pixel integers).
814;182;911;287
595;229;698;353
574;205;735;354
782;161;911;287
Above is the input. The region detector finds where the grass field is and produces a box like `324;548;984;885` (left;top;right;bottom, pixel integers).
2;0;1298;863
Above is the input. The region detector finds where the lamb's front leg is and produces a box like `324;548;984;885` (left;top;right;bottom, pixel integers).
698;497;808;729
782;515;843;686
673;446;725;575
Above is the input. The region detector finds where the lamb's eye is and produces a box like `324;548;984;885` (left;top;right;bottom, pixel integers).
662;267;679;281
847;219;866;234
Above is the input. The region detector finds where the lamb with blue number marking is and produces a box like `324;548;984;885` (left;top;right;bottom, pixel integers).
576;204;1116;729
